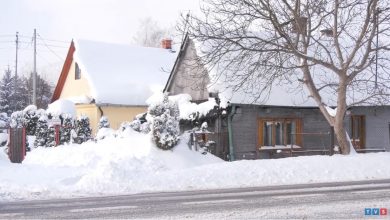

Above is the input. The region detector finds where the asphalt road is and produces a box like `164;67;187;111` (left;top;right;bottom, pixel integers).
0;179;389;219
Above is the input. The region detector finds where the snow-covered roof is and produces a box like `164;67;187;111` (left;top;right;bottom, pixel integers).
147;93;219;120
73;40;177;106
182;37;318;107
189;34;390;107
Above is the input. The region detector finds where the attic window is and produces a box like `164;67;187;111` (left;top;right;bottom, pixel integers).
75;62;81;80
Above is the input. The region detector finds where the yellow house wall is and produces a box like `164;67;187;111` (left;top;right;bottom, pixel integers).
100;106;147;131
74;104;147;135
75;104;99;135
59;60;93;99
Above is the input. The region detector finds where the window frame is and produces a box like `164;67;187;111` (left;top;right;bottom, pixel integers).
258;118;303;147
75;62;81;80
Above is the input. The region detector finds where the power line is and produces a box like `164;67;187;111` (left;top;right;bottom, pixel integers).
36;52;62;68
37;37;69;44
36;33;64;61
36;43;68;48
0;33;69;43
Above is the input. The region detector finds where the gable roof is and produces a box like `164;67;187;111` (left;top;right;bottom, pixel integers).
52;39;177;106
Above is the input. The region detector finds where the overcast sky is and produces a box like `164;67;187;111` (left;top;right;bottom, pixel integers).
0;0;200;82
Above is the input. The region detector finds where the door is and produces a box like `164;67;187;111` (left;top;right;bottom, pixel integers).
351;115;365;150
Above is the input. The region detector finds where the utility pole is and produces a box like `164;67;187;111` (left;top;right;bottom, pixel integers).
33;29;37;106
14;32;19;95
15;32;18;77
375;8;379;89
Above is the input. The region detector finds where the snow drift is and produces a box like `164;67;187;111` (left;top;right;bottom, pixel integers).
0;130;389;202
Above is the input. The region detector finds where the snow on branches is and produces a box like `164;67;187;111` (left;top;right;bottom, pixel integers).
148;93;180;150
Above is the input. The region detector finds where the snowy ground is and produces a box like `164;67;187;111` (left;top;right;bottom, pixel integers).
0;130;389;202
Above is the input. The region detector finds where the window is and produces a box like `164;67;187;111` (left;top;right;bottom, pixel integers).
258;118;302;147
75;62;81;80
351;115;365;150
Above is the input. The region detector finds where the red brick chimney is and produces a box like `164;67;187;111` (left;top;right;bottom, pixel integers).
161;39;172;49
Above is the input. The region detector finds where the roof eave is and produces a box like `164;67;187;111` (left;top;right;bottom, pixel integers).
51;40;76;103
163;33;190;93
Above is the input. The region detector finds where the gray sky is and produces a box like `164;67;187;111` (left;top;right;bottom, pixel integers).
0;0;200;82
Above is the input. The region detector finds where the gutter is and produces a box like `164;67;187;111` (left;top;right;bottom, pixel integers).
98;106;104;118
227;104;237;161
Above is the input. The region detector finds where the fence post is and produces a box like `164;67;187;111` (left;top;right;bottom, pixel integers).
55;125;60;146
330;127;335;155
8;127;26;163
290;132;295;156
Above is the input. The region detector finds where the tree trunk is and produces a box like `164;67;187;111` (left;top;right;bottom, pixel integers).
334;78;351;155
333;119;350;154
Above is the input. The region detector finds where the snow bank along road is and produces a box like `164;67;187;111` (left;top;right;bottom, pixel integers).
1;179;389;219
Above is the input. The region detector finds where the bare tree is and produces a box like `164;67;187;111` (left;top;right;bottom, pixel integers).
182;0;390;154
133;17;173;47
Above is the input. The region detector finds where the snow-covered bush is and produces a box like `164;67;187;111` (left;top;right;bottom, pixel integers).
148;93;180;150
96;116;114;140
47;99;76;118
34;115;49;147
140;121;151;134
118;121;131;132
98;116;110;129
0;112;9;128
128;113;150;133
129;119;141;132
0;112;9;147
23;105;40;135
46;125;57;147
10;111;24;128
74;116;92;144
60;114;74;145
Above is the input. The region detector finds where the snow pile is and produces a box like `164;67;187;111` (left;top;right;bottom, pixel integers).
0;129;389;201
47;99;76;117
0;131;222;201
95;127;115;140
65;95;92;104
147;93;218;120
0;133;7;146
96;116;115;140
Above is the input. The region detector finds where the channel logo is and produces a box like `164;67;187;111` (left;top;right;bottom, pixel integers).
365;208;387;216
